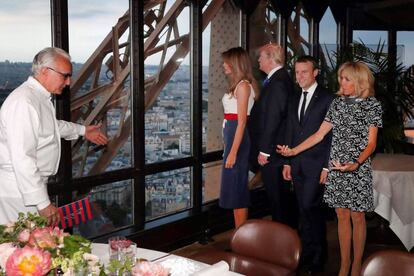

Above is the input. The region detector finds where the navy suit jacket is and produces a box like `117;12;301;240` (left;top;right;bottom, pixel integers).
285;84;334;178
249;67;293;166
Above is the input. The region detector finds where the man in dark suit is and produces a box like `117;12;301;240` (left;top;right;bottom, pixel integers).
249;43;296;227
283;55;334;273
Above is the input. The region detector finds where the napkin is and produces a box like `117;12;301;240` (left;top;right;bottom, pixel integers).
192;261;229;276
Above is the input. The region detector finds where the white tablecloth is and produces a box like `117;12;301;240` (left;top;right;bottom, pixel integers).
91;243;243;276
372;153;414;251
91;243;169;265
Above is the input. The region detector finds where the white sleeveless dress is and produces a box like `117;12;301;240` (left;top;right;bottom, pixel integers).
220;80;255;209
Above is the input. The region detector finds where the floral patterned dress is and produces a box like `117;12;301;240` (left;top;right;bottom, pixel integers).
323;96;383;212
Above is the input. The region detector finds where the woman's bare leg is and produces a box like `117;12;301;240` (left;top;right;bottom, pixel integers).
350;211;366;276
336;208;352;276
234;208;248;228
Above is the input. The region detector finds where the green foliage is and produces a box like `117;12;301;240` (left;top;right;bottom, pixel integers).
321;40;414;153
106;258;134;275
0;212;48;244
60;235;92;257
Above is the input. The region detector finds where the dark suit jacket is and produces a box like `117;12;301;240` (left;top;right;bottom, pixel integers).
285;84;334;178
249;68;293;166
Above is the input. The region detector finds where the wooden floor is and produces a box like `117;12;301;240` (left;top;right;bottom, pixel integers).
171;214;409;275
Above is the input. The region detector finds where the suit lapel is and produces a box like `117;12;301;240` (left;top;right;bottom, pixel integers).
301;86;321;125
293;90;301;124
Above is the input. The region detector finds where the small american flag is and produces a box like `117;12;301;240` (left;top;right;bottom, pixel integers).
58;197;93;229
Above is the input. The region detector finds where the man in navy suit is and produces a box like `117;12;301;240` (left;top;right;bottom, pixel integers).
283;55;334;273
249;43;296;227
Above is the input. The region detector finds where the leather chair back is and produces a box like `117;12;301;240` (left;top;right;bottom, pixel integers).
361;249;414;276
230;219;301;273
191;219;301;276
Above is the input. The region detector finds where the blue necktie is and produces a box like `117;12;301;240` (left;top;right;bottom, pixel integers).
263;77;270;86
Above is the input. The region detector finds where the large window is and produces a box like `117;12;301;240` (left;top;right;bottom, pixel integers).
67;0;133;237
144;1;191;164
287;3;311;60
202;0;241;203
352;31;388;49
68;0;131;177
319;7;337;87
397;32;414;68
73;180;133;238
145;168;191;220
0;0;51;106
397;32;414;130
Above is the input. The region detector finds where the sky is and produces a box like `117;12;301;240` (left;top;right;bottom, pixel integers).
0;1;413;67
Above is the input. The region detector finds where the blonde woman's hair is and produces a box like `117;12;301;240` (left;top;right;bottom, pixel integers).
337;61;375;98
258;43;285;66
222;47;259;97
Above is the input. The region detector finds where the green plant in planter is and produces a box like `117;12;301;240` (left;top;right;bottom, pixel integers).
321;40;414;153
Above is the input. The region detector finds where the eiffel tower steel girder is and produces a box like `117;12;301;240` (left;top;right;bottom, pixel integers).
70;0;225;176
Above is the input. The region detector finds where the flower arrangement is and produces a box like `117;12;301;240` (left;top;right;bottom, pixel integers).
0;213;170;276
0;213;102;276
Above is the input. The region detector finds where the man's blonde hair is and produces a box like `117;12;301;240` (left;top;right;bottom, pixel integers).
337;61;375;98
259;43;285;65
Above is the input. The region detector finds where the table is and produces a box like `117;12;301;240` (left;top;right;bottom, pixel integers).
372;153;414;251
91;243;243;275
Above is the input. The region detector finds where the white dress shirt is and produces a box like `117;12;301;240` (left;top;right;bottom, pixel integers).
298;81;317;118
266;65;283;80
0;76;85;224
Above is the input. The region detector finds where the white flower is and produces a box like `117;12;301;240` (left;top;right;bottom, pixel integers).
63;268;75;276
0;243;16;269
4;223;15;233
83;253;100;265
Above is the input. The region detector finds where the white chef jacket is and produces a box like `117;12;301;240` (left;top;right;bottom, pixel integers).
0;76;85;224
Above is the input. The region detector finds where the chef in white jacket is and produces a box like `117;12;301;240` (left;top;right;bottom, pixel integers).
0;47;107;226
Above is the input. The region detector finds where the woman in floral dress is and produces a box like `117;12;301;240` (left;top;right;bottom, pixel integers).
277;61;382;276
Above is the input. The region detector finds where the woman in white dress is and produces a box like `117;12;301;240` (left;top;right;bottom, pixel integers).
220;47;258;228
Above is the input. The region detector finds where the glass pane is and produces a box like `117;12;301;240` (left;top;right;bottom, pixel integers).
145;167;192;220
0;0;51;106
353;31;388;51
249;1;279;47
203;0;240;153
319;7;337;87
287;4;310;60
68;1;132;177
203;161;261;204
202;161;222;203
397;31;414;68
144;1;191;163
72;179;133;238
397;31;414;128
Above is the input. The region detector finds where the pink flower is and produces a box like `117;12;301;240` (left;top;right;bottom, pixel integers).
132;261;170;276
6;246;51;276
110;239;132;250
17;229;30;243
0;243;17;269
28;227;57;249
51;227;69;244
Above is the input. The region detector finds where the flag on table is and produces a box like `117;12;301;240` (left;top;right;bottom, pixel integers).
58;197;93;229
